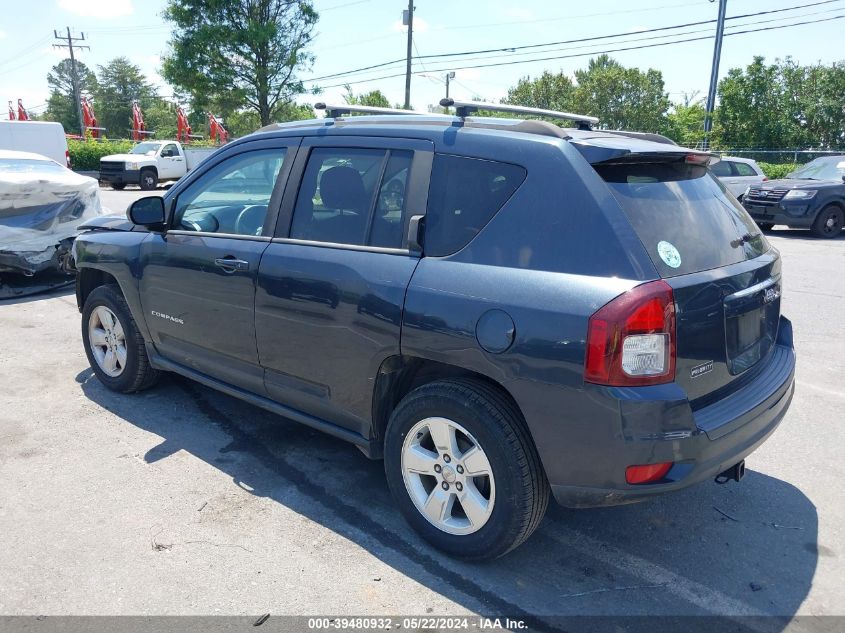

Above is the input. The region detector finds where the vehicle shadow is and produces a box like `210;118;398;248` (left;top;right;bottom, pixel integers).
77;369;818;630
766;227;845;241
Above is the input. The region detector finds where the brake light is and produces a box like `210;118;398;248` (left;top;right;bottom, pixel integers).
626;462;673;484
585;280;676;386
762;176;769;182
66;150;71;169
686;154;710;165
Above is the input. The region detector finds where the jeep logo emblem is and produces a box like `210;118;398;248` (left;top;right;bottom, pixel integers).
763;287;780;304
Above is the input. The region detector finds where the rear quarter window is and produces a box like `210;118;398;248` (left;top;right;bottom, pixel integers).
595;161;769;277
733;162;758;177
424;154;526;257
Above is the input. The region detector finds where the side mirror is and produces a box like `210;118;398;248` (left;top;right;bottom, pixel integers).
128;196;166;229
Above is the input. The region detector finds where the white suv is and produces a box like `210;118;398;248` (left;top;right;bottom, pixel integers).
711;156;767;200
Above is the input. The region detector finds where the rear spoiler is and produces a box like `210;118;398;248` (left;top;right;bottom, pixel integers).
570;135;718;166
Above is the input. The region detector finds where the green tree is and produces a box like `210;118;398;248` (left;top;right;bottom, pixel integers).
162;0;318;126
343;86;390;108
501;56;668;131
142;98;179;140
572;55;669;132
715;56;845;149
661;93;706;148
504;71;576;112
94;57;156;138
222;101;313;137
714;56;794;148
43;59;97;134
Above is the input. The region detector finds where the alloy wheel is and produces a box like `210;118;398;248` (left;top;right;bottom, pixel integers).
88;306;127;377
401;417;496;535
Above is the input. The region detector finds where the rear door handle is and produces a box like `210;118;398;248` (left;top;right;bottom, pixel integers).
214;257;249;272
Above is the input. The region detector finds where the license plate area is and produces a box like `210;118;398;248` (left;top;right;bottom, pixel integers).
724;278;781;375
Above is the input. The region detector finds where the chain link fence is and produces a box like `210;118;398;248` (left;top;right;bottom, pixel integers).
708;149;845;164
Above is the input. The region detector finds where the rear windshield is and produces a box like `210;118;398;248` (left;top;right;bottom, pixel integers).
594;161;769;277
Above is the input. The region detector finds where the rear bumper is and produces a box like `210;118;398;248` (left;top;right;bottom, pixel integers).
99;168;140;186
550;317;796;508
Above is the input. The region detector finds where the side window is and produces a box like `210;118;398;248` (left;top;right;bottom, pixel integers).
162;143;179;158
173;148;286;236
710;160;733;177
424;154;526;257
733;162;757;177
290;148;413;248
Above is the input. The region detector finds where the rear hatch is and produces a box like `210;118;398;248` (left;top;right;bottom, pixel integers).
581;145;781;407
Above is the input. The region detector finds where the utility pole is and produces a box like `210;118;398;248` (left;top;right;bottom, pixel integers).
53;27;90;137
403;0;414;110
702;0;727;150
445;71;455;101
443;71;455;113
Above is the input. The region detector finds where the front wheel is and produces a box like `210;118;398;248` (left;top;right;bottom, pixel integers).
139;169;158;191
811;205;844;238
111;183;126;191
384;379;549;560
81;284;159;393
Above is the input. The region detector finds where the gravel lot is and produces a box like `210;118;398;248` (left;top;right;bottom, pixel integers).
1;188;843;627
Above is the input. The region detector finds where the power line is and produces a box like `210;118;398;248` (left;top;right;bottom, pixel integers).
303;0;844;83
432;0;716;32
376;5;845;70
310;13;845;90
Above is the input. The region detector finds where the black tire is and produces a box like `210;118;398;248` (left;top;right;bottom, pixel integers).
811;205;844;239
111;183;126;191
81;284;159;393
139;168;158;191
384;378;549;560
756;222;774;232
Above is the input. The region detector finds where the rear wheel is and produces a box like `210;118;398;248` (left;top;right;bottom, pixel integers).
111;183;126;191
384;379;548;560
756;222;774;232
139;168;158;191
81;284;159;393
811;205;844;238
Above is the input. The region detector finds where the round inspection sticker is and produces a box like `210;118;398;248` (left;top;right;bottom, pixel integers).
657;241;682;268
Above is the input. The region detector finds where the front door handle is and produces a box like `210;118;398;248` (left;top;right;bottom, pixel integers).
214;257;249;272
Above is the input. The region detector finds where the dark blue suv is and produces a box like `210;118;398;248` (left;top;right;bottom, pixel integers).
73;102;795;560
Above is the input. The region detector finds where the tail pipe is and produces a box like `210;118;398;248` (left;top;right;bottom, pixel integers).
715;460;745;484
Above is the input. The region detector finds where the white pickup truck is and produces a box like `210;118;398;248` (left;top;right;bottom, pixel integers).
98;141;216;190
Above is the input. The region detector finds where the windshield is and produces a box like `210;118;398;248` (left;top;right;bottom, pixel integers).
787;157;845;181
130;142;161;155
0;158;65;173
595;161;769;277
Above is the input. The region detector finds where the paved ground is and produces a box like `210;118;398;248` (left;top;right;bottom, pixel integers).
0;197;843;627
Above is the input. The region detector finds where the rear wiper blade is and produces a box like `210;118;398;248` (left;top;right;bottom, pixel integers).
730;233;757;248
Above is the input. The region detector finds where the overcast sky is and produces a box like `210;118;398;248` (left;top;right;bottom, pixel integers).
1;0;843;121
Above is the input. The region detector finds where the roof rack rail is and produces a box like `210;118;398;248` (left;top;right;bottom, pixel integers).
440;98;598;130
314;102;429;118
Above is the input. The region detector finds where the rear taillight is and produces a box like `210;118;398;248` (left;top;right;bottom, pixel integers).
585;280;676;386
762;176;769;182
66;150;71;169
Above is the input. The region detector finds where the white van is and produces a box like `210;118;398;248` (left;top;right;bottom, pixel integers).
0;121;70;167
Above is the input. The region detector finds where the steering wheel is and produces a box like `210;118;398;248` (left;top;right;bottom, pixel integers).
235;204;268;236
179;213;219;233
